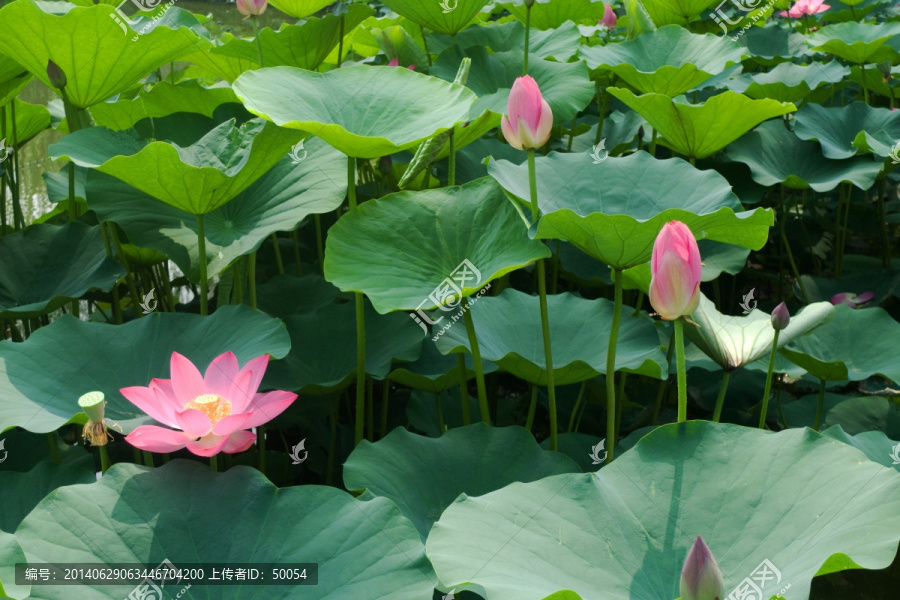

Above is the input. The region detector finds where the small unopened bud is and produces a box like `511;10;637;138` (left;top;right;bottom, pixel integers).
79;391;111;446
524;0;536;7
771;302;790;331
681;536;724;600
378;155;392;176
47;59;66;89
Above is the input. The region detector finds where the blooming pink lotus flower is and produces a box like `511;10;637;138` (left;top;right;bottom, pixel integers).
680;536;724;600
501;75;553;151
830;291;874;308
649;221;702;320
601;4;617;29
122;351;297;457
779;0;829;18
236;0;267;17
388;57;416;70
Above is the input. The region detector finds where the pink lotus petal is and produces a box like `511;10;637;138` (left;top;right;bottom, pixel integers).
500;115;523;150
649;250;700;320
173;409;213;437
227;369;256;414
185;434;230;457
221;430;257;454
170;352;206;404
125;425;192;453
235;354;269;400
856;291;874;304
203;351;240;399
212;412;254;436
388;58;399;66
120;385;178;427
242;390;298;429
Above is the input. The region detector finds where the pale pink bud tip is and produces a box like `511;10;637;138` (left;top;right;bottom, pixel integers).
680;536;724;600
236;0;267;17
648;221;702;321
501;75;553;151
771;302;790;331
602;4;617;29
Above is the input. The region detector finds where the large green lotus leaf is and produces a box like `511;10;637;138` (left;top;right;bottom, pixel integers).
210;5;373;71
4;99;51;146
388;341;498;394
0;1;209;109
793;101;900;160
183;35;255;83
324;177;550;313
822;425;900;473
233;65;475;159
0;531;27;599
738;24;813;63
639;0;724;26
13;460;435;599
426;422;900;600
487;151;773;270
85;137;347;282
433;289;668;385
344;423;580;541
726;120;883;192
808;22;900;64
428;19;581;60
848;64;900;100
267;0;334;18
0;460;94;534
781;304;900;383
0;305;290;434
780;393;900;439
683;292;834;371
608;88;795;159
580;25;745;97
264;300;424;393
0;222;125;319
89;80;238;131
255;274;346;321
0;429;92;473
501;0;607;29
723;61;848;104
380;0;489;35
0;70;30;108
50;118;303;214
432;46;594;123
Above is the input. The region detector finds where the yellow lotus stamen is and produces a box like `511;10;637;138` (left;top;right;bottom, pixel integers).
184;394;232;425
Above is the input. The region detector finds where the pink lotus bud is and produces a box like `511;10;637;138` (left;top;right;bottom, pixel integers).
648;221;701;321
388;58;416;70
601;4;617;29
771;301;790;331
680;536;724;600
500;75;553;151
236;0;267;17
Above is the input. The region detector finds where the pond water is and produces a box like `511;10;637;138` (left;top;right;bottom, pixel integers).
7;0;293;225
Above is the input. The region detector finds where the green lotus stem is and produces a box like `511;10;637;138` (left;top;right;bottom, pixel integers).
68;163;76;221
337;14;345;68
527;149;558;450
779;189;808;303
210;455;218;472
568;380;587;432
232;261;243;304
606;269;623;458
615;372;627;440
347;156;368;445
47;433;60;463
840;183;852;276
457;354;471;425
270;233;284;275
142;451;154;467
258;424;266;473
197;213;209;316
650;327;675;425
109;225;143;318
859;62;870;104
248;252;258;309
595;84;609;145
649;129;657;156
525;384;538;431
834;183;845;277
133;448;141;463
813;378;826;431
435;392;446;433
523;3;532;74
421;25;432;67
99;445;111;474
689;156;696;166
566;115;577;152
366;378;375;441
877;175;890;269
674;317;687;423
462;308;490;425
315;214;325;272
291;230;303;276
758;330;781;429
712;370;731;423
448;129;457;186
251;16;264;68
99;224;122;323
380;381;390;438
326;400;337;485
